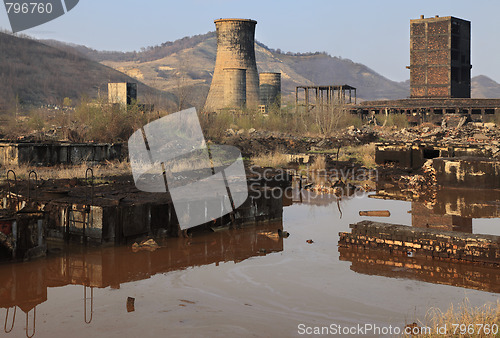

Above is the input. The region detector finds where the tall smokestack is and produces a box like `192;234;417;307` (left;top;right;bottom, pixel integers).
204;18;259;112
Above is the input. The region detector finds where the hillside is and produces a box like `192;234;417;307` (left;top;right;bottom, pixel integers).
79;33;500;102
0;32;176;113
7;31;500;114
45;33;411;103
471;75;500;98
389;76;500;99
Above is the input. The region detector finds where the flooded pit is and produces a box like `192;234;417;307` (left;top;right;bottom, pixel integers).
0;189;499;337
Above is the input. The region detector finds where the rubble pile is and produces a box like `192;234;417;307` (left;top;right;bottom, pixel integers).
398;160;437;201
385;122;499;148
222;128;378;157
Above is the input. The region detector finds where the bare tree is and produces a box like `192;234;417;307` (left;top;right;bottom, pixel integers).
173;56;192;111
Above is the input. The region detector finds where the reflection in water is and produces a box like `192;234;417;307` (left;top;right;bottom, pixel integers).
0;221;283;336
412;202;472;232
372;187;500;234
339;247;500;293
341;185;500;293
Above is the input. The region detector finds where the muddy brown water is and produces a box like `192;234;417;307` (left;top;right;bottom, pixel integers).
0;189;499;337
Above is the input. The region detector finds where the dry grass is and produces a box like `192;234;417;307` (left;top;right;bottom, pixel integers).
376;113;409;128
309;154;326;171
199;105;365;139
251;151;290;168
338;143;376;168
1;160;131;182
404;300;500;337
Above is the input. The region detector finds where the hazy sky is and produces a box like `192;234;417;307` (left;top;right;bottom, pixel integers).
1;0;499;83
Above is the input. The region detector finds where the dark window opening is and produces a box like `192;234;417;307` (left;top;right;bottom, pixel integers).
485;109;495;115
446;109;456;114
434;109;443;114
423;148;440;159
471;109;481;114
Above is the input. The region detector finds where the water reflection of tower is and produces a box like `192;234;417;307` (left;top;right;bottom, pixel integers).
411;202;472;233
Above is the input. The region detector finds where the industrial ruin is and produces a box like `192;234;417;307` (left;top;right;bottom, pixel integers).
108;82;137;106
356;15;500;120
204;18;281;112
409;15;471;99
295;85;357;114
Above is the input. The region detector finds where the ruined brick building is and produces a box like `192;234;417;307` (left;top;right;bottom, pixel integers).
355;15;500;121
409;15;471;99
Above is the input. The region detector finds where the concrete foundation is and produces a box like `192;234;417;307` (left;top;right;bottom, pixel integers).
339;220;500;265
0;142;122;166
0;168;289;255
42;185;283;245
375;142;494;169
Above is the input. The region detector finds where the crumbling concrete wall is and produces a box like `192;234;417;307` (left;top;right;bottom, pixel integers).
339;220;500;265
44;186;283;245
0;142;122;166
375;143;494;169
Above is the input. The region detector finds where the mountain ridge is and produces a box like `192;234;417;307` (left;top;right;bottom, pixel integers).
48;32;500;103
3;30;500;114
0;32;176;112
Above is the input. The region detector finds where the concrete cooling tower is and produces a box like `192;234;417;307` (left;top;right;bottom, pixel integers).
259;72;281;108
204;18;259;112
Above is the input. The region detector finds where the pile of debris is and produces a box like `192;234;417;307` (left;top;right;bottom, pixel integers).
385;122;499;146
222;128;378;157
398;160;437;201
